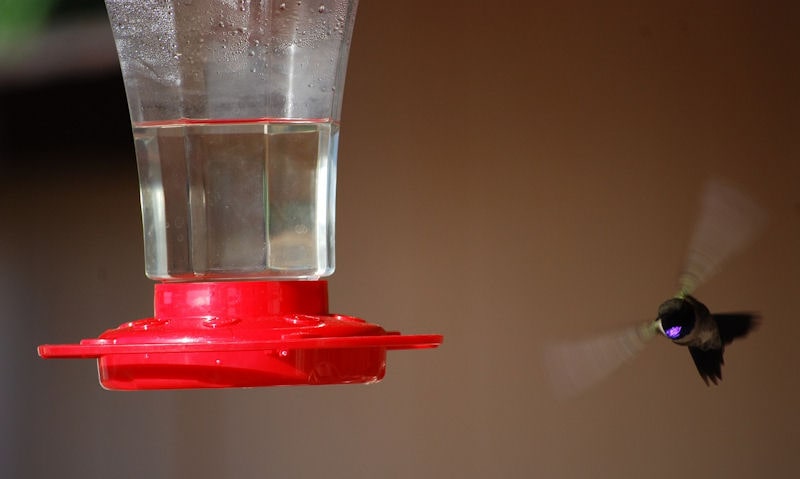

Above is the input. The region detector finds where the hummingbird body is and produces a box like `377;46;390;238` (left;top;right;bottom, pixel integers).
655;295;758;385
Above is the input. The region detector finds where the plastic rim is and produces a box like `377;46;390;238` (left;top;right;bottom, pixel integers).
37;280;442;390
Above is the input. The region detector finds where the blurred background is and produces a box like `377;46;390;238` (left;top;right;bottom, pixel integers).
1;1;798;477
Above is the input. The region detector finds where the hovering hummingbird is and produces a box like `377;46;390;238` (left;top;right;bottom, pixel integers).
545;179;766;396
654;293;759;385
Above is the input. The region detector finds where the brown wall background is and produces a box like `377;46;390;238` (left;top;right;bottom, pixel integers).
2;1;798;478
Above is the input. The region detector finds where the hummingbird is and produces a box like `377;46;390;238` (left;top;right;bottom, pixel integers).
654;294;759;385
545;179;766;397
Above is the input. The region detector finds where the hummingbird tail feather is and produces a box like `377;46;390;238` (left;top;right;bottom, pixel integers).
688;346;724;385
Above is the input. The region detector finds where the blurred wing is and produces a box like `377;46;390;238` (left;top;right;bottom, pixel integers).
544;321;659;399
678;179;767;296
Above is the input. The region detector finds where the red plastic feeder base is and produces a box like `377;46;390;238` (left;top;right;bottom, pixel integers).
37;281;442;390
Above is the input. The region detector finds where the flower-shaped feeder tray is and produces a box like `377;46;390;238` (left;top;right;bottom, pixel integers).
38;281;442;390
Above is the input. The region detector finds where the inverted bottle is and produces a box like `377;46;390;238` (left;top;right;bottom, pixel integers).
105;0;356;280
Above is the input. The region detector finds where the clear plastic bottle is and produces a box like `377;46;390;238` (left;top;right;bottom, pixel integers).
104;0;358;280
